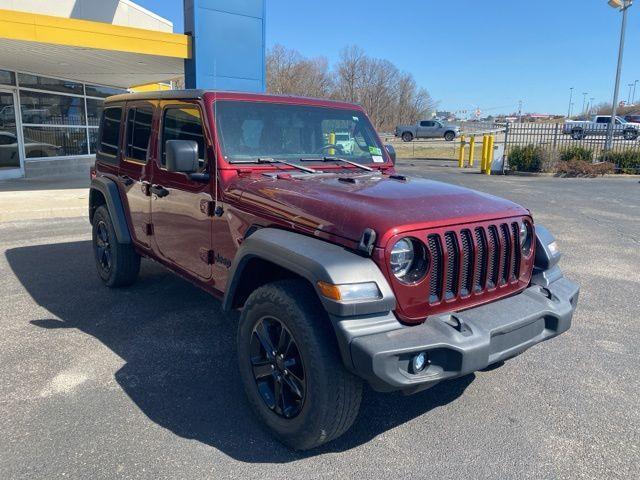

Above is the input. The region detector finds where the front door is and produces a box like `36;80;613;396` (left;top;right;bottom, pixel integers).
0;89;24;179
151;102;213;281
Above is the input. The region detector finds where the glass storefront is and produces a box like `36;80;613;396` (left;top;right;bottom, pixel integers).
1;69;127;160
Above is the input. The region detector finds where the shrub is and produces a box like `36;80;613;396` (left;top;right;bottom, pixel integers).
599;150;640;174
507;145;546;172
559;146;593;162
556;160;615;177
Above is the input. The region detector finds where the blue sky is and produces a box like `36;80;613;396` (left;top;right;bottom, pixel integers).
137;0;639;115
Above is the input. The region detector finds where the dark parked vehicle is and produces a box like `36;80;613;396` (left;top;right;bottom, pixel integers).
89;90;579;450
624;114;640;124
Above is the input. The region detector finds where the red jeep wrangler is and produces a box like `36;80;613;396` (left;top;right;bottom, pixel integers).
89;90;579;449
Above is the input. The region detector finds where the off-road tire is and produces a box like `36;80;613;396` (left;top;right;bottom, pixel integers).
444;131;456;141
92;205;140;288
571;129;586;140
401;131;414;142
237;279;363;450
623;129;638;141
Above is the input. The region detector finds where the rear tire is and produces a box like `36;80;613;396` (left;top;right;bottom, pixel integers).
92;205;140;288
237;279;363;450
444;131;456;141
571;129;586;140
623;129;638;141
401;132;414;142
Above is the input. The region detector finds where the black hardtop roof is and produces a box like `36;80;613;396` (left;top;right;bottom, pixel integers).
105;89;208;103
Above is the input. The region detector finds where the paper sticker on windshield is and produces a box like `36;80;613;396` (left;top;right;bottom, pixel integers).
352;116;359;122
372;155;384;163
369;146;382;156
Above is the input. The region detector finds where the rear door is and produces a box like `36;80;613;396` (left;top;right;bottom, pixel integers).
417;120;436;138
150;101;213;280
119;102;155;249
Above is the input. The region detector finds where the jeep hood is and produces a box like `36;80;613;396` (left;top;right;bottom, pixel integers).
228;172;529;246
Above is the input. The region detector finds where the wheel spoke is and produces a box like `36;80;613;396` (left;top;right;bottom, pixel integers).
251;359;273;379
276;326;291;354
254;322;275;360
282;372;304;399
273;377;284;415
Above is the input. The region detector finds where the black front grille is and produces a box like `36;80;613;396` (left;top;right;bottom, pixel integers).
426;221;523;305
427;234;443;303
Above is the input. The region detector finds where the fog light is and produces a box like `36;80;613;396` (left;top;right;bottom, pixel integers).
411;352;429;373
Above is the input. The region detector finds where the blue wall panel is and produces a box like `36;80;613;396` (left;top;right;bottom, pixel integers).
184;0;265;92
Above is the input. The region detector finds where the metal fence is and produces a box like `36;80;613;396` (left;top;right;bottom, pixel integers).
503;122;640;162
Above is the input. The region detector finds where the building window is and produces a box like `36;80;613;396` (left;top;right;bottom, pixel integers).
19;91;86;126
18;73;84;96
85;84;127;98
0;69;15;86
22;127;84;158
99;107;123;157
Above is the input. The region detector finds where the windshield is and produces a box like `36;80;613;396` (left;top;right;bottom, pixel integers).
214;101;386;164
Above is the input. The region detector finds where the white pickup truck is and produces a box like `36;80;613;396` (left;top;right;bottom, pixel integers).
563;115;640;140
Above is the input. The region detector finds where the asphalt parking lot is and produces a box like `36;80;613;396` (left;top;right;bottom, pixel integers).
1;163;639;479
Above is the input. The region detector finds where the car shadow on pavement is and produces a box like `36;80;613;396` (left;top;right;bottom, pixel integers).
7;241;474;461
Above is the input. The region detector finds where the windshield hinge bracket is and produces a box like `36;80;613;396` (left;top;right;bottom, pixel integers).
357;228;377;257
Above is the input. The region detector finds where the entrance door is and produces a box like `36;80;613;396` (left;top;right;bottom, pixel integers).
0;89;24;179
151;102;213;281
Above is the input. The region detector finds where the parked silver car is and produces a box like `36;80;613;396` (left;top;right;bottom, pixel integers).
395;120;460;142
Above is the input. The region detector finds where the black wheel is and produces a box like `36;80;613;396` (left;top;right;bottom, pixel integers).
401;131;413;142
237;280;362;450
444;131;456;141
92;205;140;288
623;129;638;141
571;129;585;140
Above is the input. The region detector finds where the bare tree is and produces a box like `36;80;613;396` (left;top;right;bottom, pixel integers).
266;43;435;131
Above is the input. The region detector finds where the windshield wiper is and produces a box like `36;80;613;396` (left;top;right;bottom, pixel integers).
299;156;373;172
232;157;318;174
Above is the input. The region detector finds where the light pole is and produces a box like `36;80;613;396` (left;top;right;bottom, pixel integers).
632;79;639;105
568;87;574;118
605;0;633;153
627;83;634;104
589;97;595;115
582;92;588;116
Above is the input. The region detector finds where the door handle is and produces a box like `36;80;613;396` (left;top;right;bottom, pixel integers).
150;184;170;198
119;175;134;186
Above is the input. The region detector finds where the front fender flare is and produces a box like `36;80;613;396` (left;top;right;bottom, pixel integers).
223;228;396;317
89;177;132;244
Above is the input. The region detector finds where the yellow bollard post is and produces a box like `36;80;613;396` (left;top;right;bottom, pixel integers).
328;132;336;156
481;135;489;172
486;135;495;175
458;135;466;168
468;135;475;167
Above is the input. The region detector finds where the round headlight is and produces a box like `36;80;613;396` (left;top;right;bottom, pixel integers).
390;238;429;283
520;222;533;257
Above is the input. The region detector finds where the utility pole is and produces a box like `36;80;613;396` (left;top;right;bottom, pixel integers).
582;92;588;116
605;0;633;153
518;100;523;122
568;87;574;118
632;79;638;105
627;83;634;104
589;97;595;115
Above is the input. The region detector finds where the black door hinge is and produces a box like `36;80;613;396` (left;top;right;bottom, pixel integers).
200;199;215;217
199;248;215;265
145;223;154;236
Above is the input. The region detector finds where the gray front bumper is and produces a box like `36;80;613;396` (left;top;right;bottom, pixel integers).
333;276;579;393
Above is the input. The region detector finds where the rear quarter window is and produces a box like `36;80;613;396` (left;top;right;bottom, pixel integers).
97;106;123;163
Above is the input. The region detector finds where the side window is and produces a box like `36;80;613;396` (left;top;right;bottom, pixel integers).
124;106;153;162
162;106;206;171
596;117;609;124
99;107;122;157
419;121;429;127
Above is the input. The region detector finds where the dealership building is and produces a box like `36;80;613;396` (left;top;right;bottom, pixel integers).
0;0;266;179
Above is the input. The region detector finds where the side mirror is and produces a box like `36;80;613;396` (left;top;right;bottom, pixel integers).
384;144;396;164
166;140;199;173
